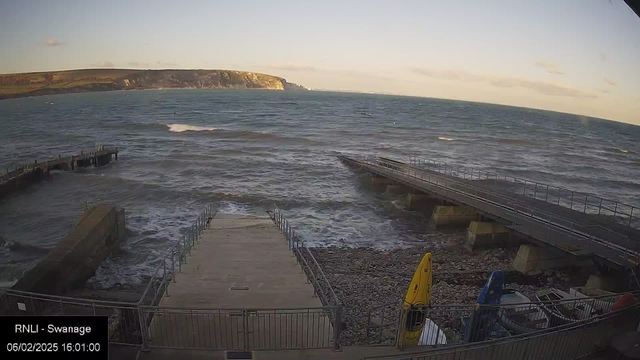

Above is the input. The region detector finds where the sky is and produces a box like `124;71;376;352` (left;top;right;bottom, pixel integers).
1;0;639;124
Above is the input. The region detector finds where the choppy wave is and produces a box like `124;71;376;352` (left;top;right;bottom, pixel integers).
2;89;640;290
603;147;636;155
167;124;218;133
486;138;539;146
0;279;18;288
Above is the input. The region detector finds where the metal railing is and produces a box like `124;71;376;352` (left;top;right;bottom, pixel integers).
1;146;118;183
268;205;343;350
138;203;216;307
364;300;640;360
141;305;339;350
0;288;143;346
365;290;631;349
408;156;639;230
0;204;345;353
345;155;639;266
0;289;340;351
135;205;342;351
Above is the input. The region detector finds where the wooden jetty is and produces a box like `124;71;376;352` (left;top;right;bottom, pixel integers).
0;146;118;198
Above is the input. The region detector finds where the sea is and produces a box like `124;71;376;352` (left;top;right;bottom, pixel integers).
1;89;639;289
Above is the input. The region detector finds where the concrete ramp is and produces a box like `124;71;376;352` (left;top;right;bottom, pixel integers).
148;213;333;350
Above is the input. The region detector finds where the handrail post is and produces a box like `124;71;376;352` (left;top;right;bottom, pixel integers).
163;261;169;297
137;301;150;351
396;307;407;350
598;198;604;215
333;305;342;351
570;191;574;209
178;243;183;271
171;248;176;282
584;195;588;213
545;185;549;202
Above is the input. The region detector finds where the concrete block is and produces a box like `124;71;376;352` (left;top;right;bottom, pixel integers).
429;205;477;228
369;176;394;185
465;221;510;251
369;175;394;192
512;245;591;273
386;184;410;195
405;193;435;211
13;205;126;294
584;275;625;292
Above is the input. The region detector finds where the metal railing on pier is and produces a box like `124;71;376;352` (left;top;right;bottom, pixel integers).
0;288;143;346
365;290;634;348
268;205;343;349
364;298;640;360
268;205;341;308
139;204;215;306
344;155;640;267
1;146;119;184
407;156;639;230
141;305;339;350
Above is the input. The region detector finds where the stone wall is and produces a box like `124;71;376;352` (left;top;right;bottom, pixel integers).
12;205;125;294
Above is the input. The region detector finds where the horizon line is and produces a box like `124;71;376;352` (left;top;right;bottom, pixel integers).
1;66;636;126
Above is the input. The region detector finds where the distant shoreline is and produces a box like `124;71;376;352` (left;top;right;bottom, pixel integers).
0;68;308;100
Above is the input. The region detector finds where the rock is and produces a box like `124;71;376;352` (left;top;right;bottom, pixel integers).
308;239;579;346
547;277;554;284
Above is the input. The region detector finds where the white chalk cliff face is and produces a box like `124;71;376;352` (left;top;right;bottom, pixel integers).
0;69;307;99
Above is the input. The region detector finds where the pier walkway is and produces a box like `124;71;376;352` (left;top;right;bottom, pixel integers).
339;155;640;270
0;146;118;198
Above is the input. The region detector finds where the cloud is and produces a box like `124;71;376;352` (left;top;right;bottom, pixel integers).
534;60;564;75
127;61;149;67
92;61;115;67
410;67;597;100
603;78;616;86
254;64;385;81
257;64;317;72
40;39;65;47
156;61;178;67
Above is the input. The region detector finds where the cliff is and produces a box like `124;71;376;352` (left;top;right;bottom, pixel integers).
0;69;308;99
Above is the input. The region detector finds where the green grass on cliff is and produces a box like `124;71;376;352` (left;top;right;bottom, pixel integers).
0;69;139;97
0;68;291;98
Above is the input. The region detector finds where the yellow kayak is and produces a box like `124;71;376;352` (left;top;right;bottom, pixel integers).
401;252;432;346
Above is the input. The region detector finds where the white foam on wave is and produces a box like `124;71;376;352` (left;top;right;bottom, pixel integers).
0;278;18;288
167;124;217;133
217;201;251;214
438;136;456;141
